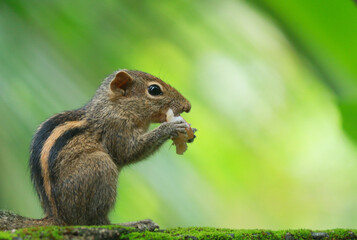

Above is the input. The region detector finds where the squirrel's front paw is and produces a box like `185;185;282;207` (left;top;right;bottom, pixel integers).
160;120;187;138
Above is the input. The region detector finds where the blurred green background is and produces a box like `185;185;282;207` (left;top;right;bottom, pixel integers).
0;0;356;230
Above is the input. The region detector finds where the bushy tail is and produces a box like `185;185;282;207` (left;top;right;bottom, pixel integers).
0;211;54;231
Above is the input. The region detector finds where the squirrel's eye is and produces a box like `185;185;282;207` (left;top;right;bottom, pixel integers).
148;84;163;96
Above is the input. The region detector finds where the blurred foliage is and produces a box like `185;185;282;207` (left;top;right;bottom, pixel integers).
0;0;356;230
252;0;357;143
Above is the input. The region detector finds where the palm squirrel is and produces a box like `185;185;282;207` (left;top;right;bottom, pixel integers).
0;70;195;231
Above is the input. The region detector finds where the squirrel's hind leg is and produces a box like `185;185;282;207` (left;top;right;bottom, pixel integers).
54;151;118;226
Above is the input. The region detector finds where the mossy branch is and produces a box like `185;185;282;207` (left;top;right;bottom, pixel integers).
0;226;356;240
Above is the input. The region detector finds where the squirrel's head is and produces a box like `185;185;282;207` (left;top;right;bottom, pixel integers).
102;70;191;125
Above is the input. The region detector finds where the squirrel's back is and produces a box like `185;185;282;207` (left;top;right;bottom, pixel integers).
29;109;88;218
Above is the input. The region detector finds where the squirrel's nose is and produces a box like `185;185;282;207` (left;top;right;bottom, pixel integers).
183;102;191;113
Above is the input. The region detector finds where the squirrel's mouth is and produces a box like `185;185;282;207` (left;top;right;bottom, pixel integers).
151;111;168;123
152;107;185;123
168;107;186;118
170;103;190;116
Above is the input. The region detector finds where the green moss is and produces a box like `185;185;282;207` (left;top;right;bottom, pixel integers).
121;227;357;240
325;229;357;239
16;226;65;240
0;231;14;240
0;226;356;239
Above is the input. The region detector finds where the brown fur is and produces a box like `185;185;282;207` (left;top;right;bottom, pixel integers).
40;120;87;217
0;69;191;230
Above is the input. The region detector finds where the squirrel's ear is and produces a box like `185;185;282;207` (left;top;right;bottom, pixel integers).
110;71;133;96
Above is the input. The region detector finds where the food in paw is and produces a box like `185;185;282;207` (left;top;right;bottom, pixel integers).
166;108;195;155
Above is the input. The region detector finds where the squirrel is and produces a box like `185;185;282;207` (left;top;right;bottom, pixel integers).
0;69;195;231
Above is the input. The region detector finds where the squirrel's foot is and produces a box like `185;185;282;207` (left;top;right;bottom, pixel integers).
118;219;159;231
